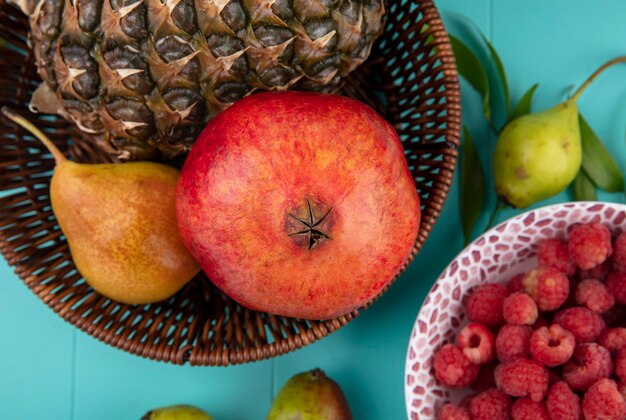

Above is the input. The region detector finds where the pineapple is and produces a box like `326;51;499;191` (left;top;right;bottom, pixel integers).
11;0;385;160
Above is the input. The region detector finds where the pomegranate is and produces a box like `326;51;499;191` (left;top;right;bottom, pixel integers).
176;92;420;319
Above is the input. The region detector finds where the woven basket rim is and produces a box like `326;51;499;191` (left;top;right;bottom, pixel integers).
0;0;461;366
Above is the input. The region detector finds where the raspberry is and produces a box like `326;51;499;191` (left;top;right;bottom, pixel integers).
469;388;511;420
575;279;615;313
507;273;525;294
537;237;575;275
553;307;606;343
613;232;626;272
437;403;470;420
563;343;613;391
546;381;581;420
582;378;626;420
606;271;626;305
494;359;549;401
616;348;626;383
466;283;508;327
433;344;479;388
522;267;569;311
530;324;576;367
568;223;612;270
496;324;532;362
503;292;538;325
458;323;496;365
579;258;612;281
511;398;549;420
599;328;626;353
619;382;626;401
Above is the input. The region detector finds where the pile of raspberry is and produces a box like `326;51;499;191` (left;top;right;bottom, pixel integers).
434;223;626;419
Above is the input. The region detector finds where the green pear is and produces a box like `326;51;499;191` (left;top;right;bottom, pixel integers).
493;100;581;208
493;56;626;208
141;405;213;420
1;107;200;304
267;369;352;420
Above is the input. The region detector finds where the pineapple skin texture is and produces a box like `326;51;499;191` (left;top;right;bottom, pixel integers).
23;0;386;160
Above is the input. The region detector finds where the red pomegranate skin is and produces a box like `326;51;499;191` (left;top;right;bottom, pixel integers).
176;91;420;320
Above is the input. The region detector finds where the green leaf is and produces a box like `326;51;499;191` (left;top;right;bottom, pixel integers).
460;127;486;245
421;24;436;47
580;115;625;192
505;83;539;126
449;35;491;122
445;14;508;124
480;34;510;116
573;170;598;201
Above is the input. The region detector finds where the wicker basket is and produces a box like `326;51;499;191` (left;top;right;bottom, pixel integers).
0;0;460;366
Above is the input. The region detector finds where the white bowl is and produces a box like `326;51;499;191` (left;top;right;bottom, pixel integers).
404;201;626;419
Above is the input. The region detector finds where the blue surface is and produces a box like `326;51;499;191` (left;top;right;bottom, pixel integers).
2;1;626;419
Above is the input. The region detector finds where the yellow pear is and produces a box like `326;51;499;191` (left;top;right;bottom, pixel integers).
494;100;581;208
267;369;352;420
2;108;200;304
494;56;626;208
142;405;213;420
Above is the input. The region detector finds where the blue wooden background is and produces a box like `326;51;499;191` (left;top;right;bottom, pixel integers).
1;1;626;418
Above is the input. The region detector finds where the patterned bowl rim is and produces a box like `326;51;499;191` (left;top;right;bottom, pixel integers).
403;200;626;418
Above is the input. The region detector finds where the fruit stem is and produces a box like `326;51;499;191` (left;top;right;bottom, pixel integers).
1;106;67;164
310;368;325;380
570;56;626;103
